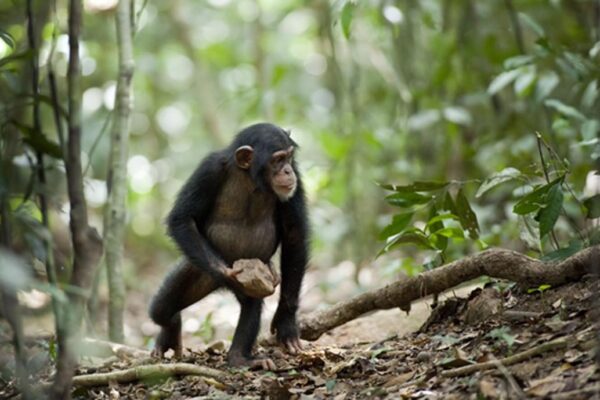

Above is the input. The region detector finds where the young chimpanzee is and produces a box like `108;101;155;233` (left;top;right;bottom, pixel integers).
149;123;309;369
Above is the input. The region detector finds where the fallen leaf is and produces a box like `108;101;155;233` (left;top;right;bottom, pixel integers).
383;371;415;387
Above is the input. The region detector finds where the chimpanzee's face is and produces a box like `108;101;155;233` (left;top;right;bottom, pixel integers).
268;146;297;201
234;143;297;201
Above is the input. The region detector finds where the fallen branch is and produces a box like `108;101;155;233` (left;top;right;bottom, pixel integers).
72;363;224;388
299;245;599;340
441;337;567;378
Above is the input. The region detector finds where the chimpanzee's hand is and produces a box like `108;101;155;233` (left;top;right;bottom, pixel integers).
270;310;302;354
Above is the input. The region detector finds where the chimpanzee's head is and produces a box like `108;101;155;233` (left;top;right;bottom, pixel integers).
232;123;298;201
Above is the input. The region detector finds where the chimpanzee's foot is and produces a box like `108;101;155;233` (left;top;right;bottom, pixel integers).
152;327;182;358
227;352;276;370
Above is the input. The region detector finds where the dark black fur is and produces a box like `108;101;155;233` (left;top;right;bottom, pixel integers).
149;123;309;366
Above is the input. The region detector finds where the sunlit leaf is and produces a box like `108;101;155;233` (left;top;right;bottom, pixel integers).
430;227;464;239
443;107;472;126
535;71;559;101
341;1;356;39
581;119;599;141
582;80;598;109
476;167;522;198
590;41;600;58
513;177;563;215
487;69;520;95
379;181;449;192
518;12;545;37
379;212;413;240
514;67;536;97
0;30;15;48
425;213;459;229
503;55;535;70
544;99;586;122
407;109;441;131
387;231;436;251
537;183;563;238
385;191;432;207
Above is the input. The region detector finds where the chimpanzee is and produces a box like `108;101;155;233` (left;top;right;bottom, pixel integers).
149;123;309;369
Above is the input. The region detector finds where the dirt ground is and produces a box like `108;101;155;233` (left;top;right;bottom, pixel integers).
1;274;598;399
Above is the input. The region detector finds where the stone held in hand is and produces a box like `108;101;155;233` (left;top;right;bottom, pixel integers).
231;259;279;298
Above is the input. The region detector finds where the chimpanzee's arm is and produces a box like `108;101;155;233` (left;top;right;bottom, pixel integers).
271;182;309;352
166;152;229;284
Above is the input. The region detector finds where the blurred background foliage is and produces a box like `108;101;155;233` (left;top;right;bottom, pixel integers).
1;0;599;342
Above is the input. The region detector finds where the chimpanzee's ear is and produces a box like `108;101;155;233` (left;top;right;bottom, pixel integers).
235;145;254;169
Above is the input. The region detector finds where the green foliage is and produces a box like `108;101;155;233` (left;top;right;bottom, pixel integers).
340;1;356;40
527;284;552;295
378;180;480;261
193;312;216;343
487;327;515;348
1;0;599;286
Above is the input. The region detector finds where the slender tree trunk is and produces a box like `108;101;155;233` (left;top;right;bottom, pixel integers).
103;0;134;343
51;0;103;398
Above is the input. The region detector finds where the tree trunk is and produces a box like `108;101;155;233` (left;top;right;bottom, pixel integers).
103;0;134;344
50;0;103;398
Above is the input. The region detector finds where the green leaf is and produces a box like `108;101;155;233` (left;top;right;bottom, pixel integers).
379;181;449;192
22;135;63;159
518;12;545;37
583;194;600;219
0;30;15;48
455;189;479;239
425;213;459;229
385;191;432;208
503;55;535;70
582;80;598;109
537;183;563;238
513;177;563;215
541;240;583;262
581;119;599;141
427;207;447;251
386;231;436;252
341;1;355;39
535;72;559;101
476;167;522;198
488;69;520;95
430;227;464;239
442;191;458;214
514;68;536;97
544;99;586;122
379;212;413;240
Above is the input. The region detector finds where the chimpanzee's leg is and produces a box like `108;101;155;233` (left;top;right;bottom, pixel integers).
149;258;219;357
227;295;274;369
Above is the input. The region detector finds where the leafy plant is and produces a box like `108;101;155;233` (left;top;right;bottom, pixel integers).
378;180;481;268
487;327;516;349
527;284;552;295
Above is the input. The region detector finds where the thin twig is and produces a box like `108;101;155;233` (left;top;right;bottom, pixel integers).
504;0;525;53
536;132;586;242
489;354;526;399
535;132;560;250
441;337;568;378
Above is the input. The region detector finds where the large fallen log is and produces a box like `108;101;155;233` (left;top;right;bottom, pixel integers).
298;245;600;341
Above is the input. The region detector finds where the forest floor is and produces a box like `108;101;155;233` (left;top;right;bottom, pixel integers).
2;275;598;399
